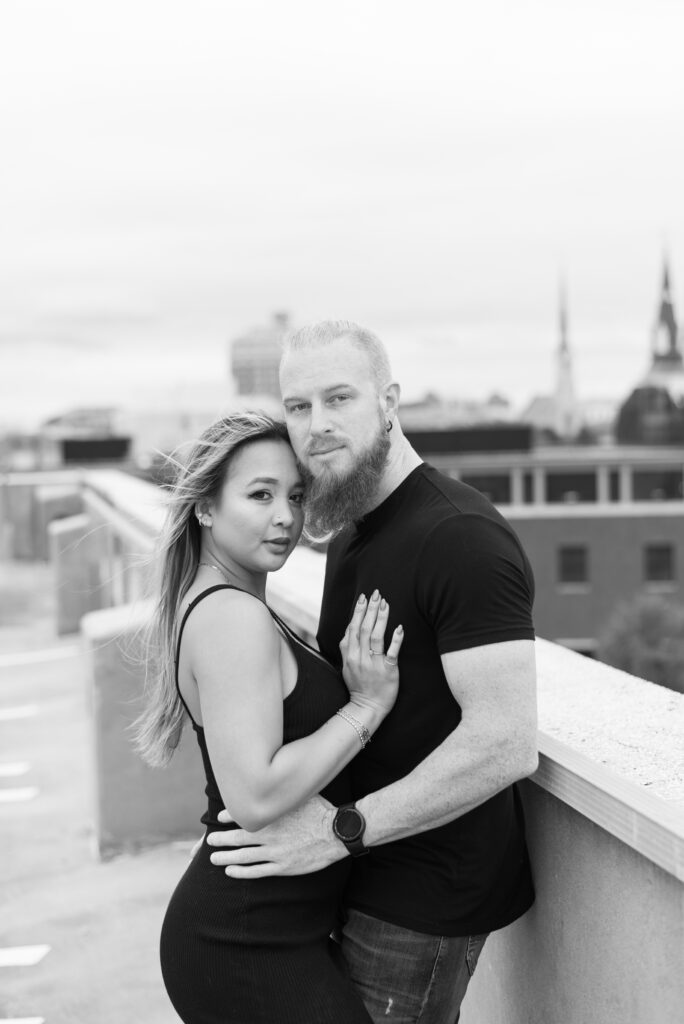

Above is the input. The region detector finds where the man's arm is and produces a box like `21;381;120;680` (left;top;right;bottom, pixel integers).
359;638;537;844
207;638;538;876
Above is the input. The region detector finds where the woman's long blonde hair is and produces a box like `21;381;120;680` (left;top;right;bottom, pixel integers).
133;412;290;767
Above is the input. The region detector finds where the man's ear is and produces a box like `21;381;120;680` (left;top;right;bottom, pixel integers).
382;382;401;419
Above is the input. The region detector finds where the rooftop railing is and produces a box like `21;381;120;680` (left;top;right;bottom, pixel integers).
3;467;683;1024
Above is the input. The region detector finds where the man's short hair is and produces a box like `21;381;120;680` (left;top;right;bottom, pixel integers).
282;319;393;390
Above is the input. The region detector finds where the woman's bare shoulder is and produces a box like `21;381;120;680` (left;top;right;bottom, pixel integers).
180;586;277;653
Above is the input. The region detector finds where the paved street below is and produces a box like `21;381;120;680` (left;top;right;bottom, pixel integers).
0;560;187;1023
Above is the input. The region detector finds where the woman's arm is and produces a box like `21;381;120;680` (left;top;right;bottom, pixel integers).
185;590;400;831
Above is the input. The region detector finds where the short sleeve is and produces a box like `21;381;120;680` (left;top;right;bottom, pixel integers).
415;514;535;654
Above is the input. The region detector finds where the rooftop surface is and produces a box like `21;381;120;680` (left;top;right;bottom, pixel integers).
0;560;186;1023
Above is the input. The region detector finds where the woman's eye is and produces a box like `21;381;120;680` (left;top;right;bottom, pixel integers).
250;491;271;500
290;493;305;505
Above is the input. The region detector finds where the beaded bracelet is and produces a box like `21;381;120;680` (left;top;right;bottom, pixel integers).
335;708;372;748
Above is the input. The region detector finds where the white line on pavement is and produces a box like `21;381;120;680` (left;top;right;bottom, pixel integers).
0;705;39;722
0;762;30;777
0;646;79;668
0;1018;46;1023
0;945;51;967
0;787;39;803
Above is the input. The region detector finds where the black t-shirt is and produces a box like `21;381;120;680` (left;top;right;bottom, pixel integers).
317;462;536;936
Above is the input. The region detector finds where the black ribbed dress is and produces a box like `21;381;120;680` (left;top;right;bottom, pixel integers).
160;586;371;1024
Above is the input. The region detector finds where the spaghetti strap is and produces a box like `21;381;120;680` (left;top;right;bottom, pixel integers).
174;584;255;724
269;606;329;664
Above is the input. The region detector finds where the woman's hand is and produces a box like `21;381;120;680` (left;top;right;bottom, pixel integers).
339;592;403;716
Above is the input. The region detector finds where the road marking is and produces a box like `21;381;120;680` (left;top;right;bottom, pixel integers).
0;646;79;668
0;762;30;778
0;788;39;803
0;945;50;967
0;1018;46;1023
0;705;39;722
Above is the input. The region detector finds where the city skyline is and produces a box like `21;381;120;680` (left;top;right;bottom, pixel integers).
1;1;683;425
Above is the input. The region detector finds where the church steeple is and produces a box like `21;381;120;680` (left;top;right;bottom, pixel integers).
652;256;680;366
554;280;580;439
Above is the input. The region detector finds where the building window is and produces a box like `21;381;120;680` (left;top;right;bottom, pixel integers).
633;470;684;501
644;544;676;582
546;472;597;504
558;545;589;585
460;474;511;505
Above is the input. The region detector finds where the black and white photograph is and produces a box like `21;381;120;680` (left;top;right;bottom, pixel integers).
1;2;683;1022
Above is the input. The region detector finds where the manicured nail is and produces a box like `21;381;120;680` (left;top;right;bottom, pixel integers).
357;594;366;605
380;599;387;610
396;625;403;633
371;589;380;601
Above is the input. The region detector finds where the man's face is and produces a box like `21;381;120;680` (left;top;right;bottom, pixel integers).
280;337;386;482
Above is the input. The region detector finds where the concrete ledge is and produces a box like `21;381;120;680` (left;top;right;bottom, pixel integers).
0;471;83;559
49;513;107;635
463;781;684;1024
35;484;83;561
81;601;205;858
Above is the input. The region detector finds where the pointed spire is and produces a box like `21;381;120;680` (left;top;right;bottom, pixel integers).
559;279;569;355
653;255;679;361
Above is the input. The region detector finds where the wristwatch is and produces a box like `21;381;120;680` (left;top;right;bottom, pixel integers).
332;802;369;857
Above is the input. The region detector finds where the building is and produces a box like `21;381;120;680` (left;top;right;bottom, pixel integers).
406;430;684;655
230;312;290;398
616;258;684;444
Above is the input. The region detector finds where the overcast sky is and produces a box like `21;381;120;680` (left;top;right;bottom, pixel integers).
1;0;683;426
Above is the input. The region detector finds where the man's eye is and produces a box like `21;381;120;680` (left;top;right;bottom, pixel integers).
329;394;350;405
286;403;309;414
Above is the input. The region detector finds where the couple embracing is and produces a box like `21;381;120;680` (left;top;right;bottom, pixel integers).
135;320;538;1024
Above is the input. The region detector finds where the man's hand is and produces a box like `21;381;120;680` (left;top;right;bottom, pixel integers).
206;795;346;877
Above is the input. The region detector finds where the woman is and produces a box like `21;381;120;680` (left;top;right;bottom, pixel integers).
134;413;403;1024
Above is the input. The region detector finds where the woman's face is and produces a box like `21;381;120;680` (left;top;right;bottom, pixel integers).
207;438;305;576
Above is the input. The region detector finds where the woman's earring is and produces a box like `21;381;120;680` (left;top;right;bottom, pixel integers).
386;419;393;433
197;513;211;527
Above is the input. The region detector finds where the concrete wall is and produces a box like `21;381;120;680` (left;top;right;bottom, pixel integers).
34;485;83;560
0;473;82;560
82;602;206;858
49;514;107;635
463;781;684;1024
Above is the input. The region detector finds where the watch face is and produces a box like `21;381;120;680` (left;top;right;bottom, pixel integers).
335;807;364;842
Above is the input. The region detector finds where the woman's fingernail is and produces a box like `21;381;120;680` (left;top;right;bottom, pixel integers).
371;589;380;601
397;625;403;633
357;594;366;605
380;599;387;610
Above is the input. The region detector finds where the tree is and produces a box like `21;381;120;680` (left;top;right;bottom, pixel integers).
596;594;684;694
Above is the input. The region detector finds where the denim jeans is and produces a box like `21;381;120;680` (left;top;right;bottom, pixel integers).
339;908;488;1024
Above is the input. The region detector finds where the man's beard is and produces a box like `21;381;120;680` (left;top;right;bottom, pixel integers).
302;425;391;540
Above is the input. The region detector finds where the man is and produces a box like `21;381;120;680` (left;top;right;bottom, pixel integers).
208;320;538;1023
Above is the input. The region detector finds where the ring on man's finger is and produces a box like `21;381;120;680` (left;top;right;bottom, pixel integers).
369;648;383;657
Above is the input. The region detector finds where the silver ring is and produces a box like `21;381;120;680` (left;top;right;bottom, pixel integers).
369;649;383;657
384;655;398;665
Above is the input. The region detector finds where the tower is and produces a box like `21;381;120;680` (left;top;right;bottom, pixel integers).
554;281;581;440
651;257;681;367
